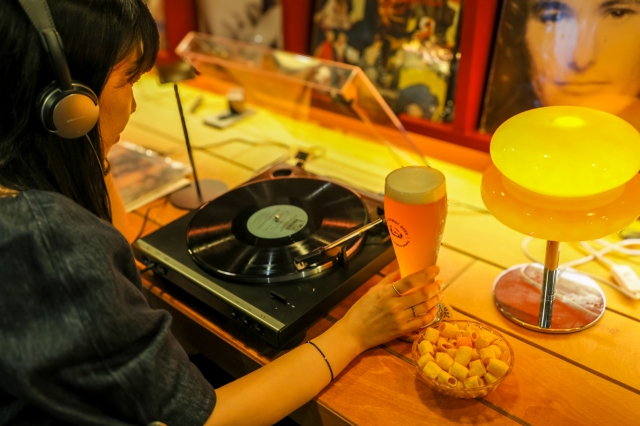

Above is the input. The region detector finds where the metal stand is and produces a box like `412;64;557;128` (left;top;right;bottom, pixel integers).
538;241;560;328
169;83;228;210
493;240;606;333
170;180;228;210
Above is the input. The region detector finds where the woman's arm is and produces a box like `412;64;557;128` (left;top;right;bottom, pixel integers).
205;267;443;426
0;191;215;425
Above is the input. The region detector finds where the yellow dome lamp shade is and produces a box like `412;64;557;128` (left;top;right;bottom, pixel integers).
490;106;640;198
481;164;640;242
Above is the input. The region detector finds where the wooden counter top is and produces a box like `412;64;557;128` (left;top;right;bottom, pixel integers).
122;75;640;425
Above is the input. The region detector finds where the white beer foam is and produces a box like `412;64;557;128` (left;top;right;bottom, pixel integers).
385;166;446;205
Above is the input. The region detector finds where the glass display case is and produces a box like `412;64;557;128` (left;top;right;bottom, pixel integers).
175;32;427;196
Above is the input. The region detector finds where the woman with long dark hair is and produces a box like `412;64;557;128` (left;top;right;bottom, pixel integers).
0;1;443;424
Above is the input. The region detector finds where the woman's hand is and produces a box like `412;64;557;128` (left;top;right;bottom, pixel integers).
206;266;442;426
337;265;443;353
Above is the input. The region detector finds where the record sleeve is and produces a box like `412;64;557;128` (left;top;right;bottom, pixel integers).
107;141;190;212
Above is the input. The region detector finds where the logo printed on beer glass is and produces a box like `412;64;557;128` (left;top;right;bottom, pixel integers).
388;217;410;247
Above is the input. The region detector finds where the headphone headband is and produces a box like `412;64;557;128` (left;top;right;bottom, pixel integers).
19;0;73;90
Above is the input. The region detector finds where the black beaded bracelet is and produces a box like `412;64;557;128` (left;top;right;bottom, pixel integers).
307;340;334;381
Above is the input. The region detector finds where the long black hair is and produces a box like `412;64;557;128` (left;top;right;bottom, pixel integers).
479;0;537;134
0;0;158;222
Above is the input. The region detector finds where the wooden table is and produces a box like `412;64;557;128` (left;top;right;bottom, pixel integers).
121;76;640;425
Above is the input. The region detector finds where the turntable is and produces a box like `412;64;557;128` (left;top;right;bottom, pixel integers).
133;161;393;348
132;34;428;348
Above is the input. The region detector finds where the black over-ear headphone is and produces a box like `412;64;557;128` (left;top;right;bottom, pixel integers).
18;0;99;139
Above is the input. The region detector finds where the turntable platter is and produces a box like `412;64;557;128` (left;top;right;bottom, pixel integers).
187;178;368;283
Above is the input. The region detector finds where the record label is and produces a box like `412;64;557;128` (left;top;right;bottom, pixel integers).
247;205;309;239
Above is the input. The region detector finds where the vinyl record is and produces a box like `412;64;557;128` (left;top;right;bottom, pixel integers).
187;177;368;283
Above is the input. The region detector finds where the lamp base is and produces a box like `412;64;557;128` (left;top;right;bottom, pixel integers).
170;180;228;210
493;263;606;333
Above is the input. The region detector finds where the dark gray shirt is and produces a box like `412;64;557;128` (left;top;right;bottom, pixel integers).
0;190;215;425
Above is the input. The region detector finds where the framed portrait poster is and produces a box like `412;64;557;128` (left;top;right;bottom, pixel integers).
310;0;464;123
480;0;640;134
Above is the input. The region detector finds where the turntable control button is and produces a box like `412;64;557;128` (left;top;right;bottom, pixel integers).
254;324;263;334
230;311;238;320
243;318;251;327
271;292;287;304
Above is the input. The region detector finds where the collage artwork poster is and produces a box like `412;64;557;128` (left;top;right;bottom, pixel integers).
311;0;463;123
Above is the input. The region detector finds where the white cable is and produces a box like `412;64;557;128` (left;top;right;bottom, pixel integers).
577;270;640;300
594;238;640;256
579;240;640;294
521;236;545;264
521;236;640;300
579;241;616;268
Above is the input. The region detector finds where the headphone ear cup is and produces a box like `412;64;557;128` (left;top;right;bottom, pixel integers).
38;82;99;139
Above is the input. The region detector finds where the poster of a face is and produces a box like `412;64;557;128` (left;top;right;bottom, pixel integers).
196;0;283;48
310;0;463;122
480;0;640;133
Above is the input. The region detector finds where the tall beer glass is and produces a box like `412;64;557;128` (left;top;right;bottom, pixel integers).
385;166;447;324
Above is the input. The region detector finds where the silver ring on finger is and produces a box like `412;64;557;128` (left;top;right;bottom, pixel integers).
413;302;428;317
392;283;402;296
